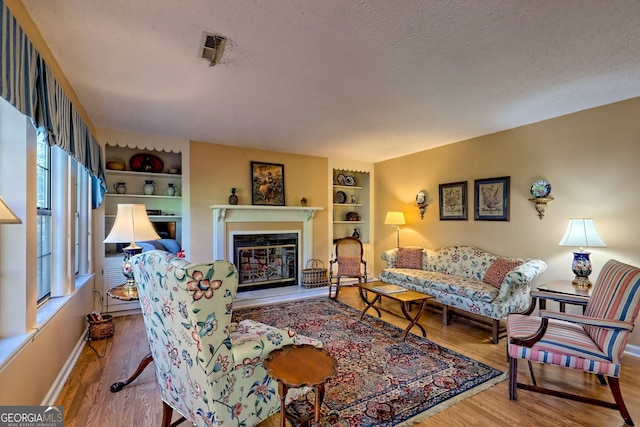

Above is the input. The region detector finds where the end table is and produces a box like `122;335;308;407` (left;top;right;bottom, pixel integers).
531;280;592;313
107;284;154;392
264;344;337;427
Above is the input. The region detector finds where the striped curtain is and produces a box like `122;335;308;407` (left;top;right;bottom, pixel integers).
0;1;37;118
0;0;107;207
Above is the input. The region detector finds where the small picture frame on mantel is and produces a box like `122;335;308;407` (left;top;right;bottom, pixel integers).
251;161;285;206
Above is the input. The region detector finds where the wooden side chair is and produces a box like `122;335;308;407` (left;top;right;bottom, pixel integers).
507;259;640;426
328;237;367;299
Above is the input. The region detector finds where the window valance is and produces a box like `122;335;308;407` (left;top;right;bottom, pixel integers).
0;0;106;207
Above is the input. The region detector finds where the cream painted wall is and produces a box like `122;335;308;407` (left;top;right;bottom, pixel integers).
189;142;330;263
374;97;640;347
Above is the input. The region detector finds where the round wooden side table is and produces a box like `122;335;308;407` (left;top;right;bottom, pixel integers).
106;284;154;392
263;344;337;427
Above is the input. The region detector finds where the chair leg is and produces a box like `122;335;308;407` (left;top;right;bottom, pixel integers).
527;361;537;387
161;402;173;427
329;278;340;300
608;376;634;426
509;356;518;400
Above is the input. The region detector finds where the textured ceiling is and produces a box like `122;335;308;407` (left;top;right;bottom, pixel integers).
20;0;640;163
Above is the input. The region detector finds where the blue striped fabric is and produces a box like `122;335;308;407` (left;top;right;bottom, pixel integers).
0;1;38;118
508;259;640;377
0;0;107;206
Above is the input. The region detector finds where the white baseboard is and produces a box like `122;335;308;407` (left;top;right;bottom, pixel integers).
625;344;640;358
42;333;86;406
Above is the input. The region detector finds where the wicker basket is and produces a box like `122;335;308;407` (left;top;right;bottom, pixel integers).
302;259;328;288
87;314;115;340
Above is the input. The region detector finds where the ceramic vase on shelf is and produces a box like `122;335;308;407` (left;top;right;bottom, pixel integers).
352;227;360;239
166;183;176;196
229;188;238;205
113;182;127;194
143;180;156;195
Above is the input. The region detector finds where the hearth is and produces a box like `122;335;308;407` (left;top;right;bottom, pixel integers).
233;233;298;291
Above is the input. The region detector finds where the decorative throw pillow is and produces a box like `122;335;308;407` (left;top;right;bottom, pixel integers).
483;258;522;288
337;255;361;276
396;247;423;269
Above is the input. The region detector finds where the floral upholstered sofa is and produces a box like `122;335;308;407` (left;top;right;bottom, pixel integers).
379;246;547;343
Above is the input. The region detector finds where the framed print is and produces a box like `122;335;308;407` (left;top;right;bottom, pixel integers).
474;176;510;221
251;161;285;206
439;181;467;220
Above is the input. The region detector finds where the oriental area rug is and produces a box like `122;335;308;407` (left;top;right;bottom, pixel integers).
232;298;506;426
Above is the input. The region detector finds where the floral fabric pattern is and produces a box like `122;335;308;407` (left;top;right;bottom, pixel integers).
131;250;322;427
380;246;547;320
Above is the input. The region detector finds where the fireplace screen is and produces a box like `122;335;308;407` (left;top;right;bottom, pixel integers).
233;233;298;290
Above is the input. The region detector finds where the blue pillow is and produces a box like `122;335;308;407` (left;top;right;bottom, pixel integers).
138;241;165;253
158;239;181;255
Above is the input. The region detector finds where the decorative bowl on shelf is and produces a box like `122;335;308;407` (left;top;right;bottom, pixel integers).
106;161;126;171
346;211;360;221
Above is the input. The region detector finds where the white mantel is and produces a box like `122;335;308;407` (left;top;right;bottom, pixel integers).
210;205;324;266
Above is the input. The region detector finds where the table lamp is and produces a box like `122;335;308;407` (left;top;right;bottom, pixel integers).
558;218;606;287
104;204;160;289
385;211;405;247
0;196;22;224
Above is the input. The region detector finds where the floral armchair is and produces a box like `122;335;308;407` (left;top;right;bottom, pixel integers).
131;250;320;427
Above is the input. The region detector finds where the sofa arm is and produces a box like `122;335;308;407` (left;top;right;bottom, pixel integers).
495;259;548;303
381;248;399;268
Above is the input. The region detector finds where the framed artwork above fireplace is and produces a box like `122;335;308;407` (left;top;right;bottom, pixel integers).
251;161;285;206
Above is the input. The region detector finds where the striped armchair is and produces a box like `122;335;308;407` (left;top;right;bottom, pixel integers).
507;259;640;426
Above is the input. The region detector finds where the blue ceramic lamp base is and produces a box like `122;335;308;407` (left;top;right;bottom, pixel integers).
122;245;143;288
571;250;593;288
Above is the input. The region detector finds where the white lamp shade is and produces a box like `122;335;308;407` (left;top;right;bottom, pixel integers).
104;204;161;244
558;218;606;247
0;196;21;224
384;211;406;226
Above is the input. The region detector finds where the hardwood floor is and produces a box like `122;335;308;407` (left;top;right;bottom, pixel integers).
56;286;640;426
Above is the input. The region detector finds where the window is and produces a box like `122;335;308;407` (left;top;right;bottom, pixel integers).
36;134;52;304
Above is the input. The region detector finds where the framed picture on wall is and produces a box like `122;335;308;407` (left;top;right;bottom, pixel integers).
439;181;467;220
474;176;510;221
251;161;285;206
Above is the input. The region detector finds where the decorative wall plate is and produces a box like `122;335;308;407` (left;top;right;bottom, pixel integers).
335;190;347;204
530;179;551;198
344;175;356;186
130;153;164;172
336;174;347;185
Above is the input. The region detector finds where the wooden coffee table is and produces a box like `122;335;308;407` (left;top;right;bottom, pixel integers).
263;344;337;427
357;282;432;341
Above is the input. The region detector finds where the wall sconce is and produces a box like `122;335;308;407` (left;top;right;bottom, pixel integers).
416;191;428;220
528;197;554;219
528;179;553;219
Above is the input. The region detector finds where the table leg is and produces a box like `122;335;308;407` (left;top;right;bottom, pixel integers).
278;381;288;427
314;384;325;424
110;352;153;392
539;299;547;310
401;299;427;341
358;287;381;319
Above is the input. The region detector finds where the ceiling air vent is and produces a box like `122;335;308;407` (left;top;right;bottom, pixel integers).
199;32;226;66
